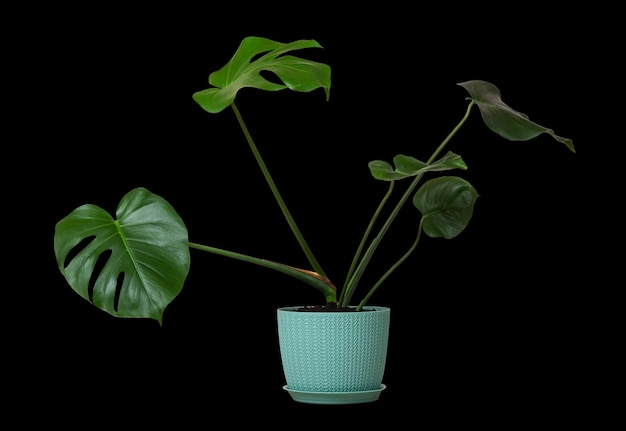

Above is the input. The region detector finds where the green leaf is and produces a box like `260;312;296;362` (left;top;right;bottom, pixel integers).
369;151;467;181
192;36;331;114
458;80;575;153
54;187;190;325
413;176;479;239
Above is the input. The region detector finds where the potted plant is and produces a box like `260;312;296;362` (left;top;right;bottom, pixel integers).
53;35;575;404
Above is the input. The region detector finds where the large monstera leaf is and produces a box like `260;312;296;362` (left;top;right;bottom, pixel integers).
413;176;479;239
54;187;190;325
458;80;575;153
192;36;331;114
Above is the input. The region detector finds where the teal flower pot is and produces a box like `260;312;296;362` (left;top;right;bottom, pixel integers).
277;306;391;404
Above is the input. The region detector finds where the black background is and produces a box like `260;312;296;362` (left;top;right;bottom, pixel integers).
8;4;617;426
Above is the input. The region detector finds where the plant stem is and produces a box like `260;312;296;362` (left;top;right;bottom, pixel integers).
340;100;475;307
338;180;394;306
356;219;423;311
188;241;337;302
230;102;327;278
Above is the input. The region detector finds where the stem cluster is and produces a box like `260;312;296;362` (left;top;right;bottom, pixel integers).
225;99;476;309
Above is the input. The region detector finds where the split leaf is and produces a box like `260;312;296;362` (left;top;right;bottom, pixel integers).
193;36;331;114
54;187;190;325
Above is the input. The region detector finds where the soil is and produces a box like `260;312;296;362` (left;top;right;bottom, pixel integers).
296;303;368;312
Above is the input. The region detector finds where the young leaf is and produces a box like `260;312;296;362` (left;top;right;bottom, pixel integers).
413;176;479;239
458;80;575;153
369;151;467;181
54;187;190;325
193;36;331;114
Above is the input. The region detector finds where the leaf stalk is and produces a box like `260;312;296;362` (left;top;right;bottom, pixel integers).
231;102;327;278
340;100;476;307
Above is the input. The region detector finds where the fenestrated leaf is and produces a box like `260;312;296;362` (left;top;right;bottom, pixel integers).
192;36;331;114
369;151;467;181
458;80;575;153
413;176;479;239
54;187;190;325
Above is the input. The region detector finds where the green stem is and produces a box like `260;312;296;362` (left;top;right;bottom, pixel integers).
338;180;394;306
340;100;475;307
230;102;327;278
188;241;336;302
356;219;423;311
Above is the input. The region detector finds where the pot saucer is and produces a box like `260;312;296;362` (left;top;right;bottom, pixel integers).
283;384;386;405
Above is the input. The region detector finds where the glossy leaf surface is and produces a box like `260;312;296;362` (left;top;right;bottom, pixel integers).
54;187;190;324
193;36;331;114
413;176;479;239
458;80;575;152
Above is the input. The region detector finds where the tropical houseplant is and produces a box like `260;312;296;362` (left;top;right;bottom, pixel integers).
54;36;575;404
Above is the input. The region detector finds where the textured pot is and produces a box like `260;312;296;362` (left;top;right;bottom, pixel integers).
277;305;391;404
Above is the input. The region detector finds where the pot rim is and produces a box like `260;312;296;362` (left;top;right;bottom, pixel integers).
277;305;390;312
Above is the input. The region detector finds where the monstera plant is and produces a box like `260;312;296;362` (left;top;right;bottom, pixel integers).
54;36;575;325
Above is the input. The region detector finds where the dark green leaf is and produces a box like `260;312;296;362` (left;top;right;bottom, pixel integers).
54;187;190;324
458;80;575;153
192;36;331;114
413;176;479;239
369;151;467;181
